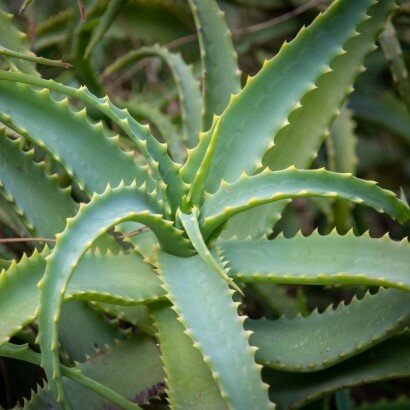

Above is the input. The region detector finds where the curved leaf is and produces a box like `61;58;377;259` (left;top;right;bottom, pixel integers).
187;0;240;129
0;341;144;410
200;168;410;238
225;0;395;239
0;130;76;237
191;0;382;199
0;81;148;196
264;332;410;409
0;71;187;211
84;0;127;58
246;288;410;371
0;248;165;347
37;182;191;405
106;45;202;148
218;231;410;291
158;252;272;409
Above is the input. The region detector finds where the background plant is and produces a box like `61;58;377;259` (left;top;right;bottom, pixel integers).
0;0;409;409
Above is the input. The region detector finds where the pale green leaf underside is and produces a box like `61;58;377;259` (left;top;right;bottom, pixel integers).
264;332;410;410
246;288;410;372
200;168;410;238
158;252;272;409
219;231;410;291
152;306;227;409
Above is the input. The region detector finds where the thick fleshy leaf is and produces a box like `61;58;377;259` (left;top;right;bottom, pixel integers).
246;288;410;371
218;231;410;290
264;332;410;409
158;252;272;409
201;168;410;238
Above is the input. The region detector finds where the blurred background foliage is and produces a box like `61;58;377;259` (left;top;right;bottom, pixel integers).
0;0;409;408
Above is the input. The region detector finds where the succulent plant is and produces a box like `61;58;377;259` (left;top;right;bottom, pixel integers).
0;0;409;409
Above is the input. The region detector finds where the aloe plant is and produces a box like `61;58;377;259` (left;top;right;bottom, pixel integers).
0;0;409;409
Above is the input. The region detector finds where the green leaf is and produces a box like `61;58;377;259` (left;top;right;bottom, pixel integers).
37;182;191;405
106;45;202;149
0;9;38;76
264;332;410;409
327;108;358;232
0;247;164;347
84;0;127;58
91;303;155;335
218;231;410;291
350;91;410;146
0;81;148;196
152;306;227;409
0;130;76;237
178;208;242;294
17;336;164;409
246;288;410;371
200;168;410;238
0;71;187;211
187;0;240;129
379;20;410;111
191;0;383;199
120;98;185;163
158;252;272;409
262;0;395;172
225;0;395;239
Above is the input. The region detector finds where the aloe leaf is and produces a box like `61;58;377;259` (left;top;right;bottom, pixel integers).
327;107;358;232
92;303;155;335
0;71;187;210
379;20;410;111
178;208;242;294
106;45;202;148
84;0;127;58
0;9;38;76
0;81;149;196
0;130;76;237
191;0;382;199
264;332;410;409
120;98;185;163
218;0;396;238
66;250;165;305
200;168;410;238
16;336;164;409
59;301;122;362
350;91;410;146
0;247;165;347
152;306;227;409
261;0;395;172
0;342;143;410
218;231;410;290
37;183;191;405
246;288;410;371
158;252;272;409
188;0;241;129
